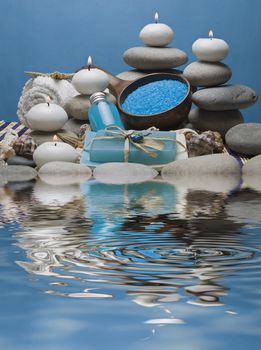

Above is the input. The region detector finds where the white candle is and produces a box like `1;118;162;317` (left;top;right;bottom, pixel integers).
192;30;229;62
26;96;68;132
72;56;109;95
139;12;174;47
33;135;79;167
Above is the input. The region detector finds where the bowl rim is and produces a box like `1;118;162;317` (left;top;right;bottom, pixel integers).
117;72;191;118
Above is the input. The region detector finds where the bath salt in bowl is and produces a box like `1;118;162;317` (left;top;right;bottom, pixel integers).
114;73;191;130
91;67;192;130
122;79;188;116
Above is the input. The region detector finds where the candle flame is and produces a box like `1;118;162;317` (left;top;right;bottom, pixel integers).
87;55;92;70
209;30;214;39
46;96;51;106
53;135;58;142
154;12;159;23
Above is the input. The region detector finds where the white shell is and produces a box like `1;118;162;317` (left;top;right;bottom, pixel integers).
26;103;68;132
139;23;174;47
33;142;79;167
72;69;109;95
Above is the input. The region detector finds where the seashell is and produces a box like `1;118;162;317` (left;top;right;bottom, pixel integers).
13;135;38;159
0;130;18;160
186;130;224;158
79;124;91;139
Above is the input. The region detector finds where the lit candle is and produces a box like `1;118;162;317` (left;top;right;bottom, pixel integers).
72;56;109;95
139;12;174;47
33;135;79;167
25;96;68;132
192;30;229;62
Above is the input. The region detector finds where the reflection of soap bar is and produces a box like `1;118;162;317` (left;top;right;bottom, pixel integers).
89;130;177;165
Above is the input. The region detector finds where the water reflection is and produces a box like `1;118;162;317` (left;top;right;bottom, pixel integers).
1;177;260;314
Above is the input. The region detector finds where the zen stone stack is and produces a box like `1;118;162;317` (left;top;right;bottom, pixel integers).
123;14;188;73
184;33;258;137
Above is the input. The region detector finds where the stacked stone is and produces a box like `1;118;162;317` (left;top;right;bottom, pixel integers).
122;13;188;78
184;33;258;137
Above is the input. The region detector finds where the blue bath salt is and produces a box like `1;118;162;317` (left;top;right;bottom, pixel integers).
122;79;188;115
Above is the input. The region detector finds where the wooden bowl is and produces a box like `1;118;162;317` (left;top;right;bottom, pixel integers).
93;67;192;130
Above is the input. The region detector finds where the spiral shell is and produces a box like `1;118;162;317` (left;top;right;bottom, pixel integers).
186;130;224;157
13;135;38;159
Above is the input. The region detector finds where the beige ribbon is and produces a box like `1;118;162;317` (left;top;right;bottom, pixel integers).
89;125;186;163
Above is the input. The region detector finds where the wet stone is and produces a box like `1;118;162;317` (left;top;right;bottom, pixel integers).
162;154;241;177
0;165;38;182
93;162;158;184
38;161;92;185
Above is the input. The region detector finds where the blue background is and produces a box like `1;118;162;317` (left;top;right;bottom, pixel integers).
0;0;260;122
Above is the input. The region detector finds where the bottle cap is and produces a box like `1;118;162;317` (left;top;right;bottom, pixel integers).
90;92;106;105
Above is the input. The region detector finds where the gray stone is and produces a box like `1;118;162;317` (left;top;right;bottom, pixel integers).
116;69;183;81
123;47;188;70
192;85;258;111
162;154;241;179
166;174;241;193
243;174;261;192
189;108;244;137
38;161;92;185
0;165;37;182
225;123;261;155
7;156;36;167
62;118;88;136
183;61;232;87
65;92;116;121
243;155;261;175
93;163;158;184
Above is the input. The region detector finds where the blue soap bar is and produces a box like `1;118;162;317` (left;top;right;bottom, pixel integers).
88;130;177;165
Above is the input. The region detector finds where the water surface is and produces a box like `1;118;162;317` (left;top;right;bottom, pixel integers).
0;179;260;350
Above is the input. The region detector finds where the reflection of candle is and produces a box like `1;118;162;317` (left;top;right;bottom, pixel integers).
192;30;229;62
33;180;82;207
33;135;79;167
26;96;68;131
139;12;174;47
72;56;109;95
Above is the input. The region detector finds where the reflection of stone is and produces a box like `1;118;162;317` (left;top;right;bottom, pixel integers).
226;189;261;224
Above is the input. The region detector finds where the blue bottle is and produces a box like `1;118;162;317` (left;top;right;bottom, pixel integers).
88;92;124;131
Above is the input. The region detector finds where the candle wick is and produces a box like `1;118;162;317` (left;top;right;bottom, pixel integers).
54;143;57;146
88;64;91;71
47;102;50;107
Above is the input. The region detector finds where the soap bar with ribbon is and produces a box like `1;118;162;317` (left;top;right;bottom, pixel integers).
88;126;178;165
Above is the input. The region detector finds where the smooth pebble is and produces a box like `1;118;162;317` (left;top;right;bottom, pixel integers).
162;154;241;178
189;108;244;137
192;85;258;111
123;47;188;70
38;161;92;185
225;123;261;155
0;165;37;182
184;61;232;87
93;163;158;184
